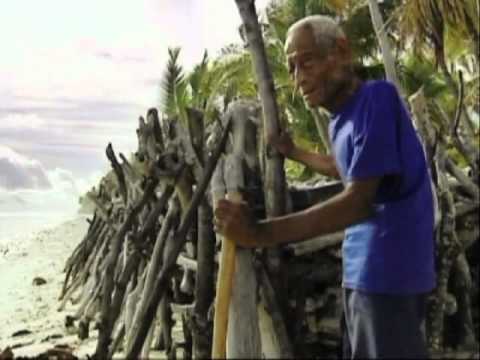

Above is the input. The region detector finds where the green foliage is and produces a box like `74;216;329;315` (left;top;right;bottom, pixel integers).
159;45;259;126
394;0;479;69
154;0;478;181
285;159;304;179
447;146;469;168
160;47;185;117
340;4;378;61
398;56;449;98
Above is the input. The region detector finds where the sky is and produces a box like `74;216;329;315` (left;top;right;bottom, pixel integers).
0;0;269;213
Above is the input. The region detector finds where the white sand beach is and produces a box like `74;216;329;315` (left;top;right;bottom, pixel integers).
0;215;98;358
0;215;183;360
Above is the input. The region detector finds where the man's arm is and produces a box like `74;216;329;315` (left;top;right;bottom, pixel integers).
289;147;340;178
214;177;381;248
270;132;340;178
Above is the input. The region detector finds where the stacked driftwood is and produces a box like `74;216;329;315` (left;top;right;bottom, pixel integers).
58;100;283;359
60;105;234;359
58;90;479;360
409;81;479;355
58;0;479;357
57;92;347;359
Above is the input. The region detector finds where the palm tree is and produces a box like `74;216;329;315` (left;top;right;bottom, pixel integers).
160;46;258;126
394;0;479;107
367;0;403;92
160;47;189;125
395;0;479;66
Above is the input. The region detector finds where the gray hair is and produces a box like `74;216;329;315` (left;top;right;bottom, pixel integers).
287;15;346;52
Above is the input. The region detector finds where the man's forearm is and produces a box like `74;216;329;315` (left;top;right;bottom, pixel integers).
290;147;339;178
257;186;374;247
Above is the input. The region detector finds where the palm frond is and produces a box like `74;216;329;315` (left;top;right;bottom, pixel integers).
188;50;209;108
395;0;478;66
398;55;449;98
160;47;185;116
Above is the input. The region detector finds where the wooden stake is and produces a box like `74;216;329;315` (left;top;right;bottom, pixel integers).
211;192;241;359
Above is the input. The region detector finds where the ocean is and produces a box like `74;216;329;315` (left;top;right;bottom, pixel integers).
0;211;79;245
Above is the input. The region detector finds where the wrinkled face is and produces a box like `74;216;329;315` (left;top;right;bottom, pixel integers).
285;25;350;109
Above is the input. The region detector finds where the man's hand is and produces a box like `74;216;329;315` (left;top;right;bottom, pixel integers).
214;198;263;248
269;131;297;159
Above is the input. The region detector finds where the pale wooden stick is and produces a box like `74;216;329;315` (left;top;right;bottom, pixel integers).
211;191;241;359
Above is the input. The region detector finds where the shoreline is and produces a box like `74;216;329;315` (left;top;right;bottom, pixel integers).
0;214;96;357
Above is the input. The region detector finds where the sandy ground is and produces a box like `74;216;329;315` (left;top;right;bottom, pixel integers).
0;216;98;358
0;216;185;359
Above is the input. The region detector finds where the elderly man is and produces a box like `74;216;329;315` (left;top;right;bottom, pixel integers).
215;15;435;359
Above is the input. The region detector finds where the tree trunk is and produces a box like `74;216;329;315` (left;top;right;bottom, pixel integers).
227;247;261;358
223;104;263;358
234;0;286;218
192;200;215;358
367;0;403;94
234;2;292;357
211;150;262;359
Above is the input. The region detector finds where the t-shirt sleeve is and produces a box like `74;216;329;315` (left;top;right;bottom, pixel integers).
346;82;402;181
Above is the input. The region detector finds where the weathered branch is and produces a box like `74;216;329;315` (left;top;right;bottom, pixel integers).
367;0;403;94
94;176;159;358
451;71;465;137
445;157;479;200
86;194;118;231
234;0;286;218
106;143;128;205
125;197;181;354
192;199;215;358
256;262;294;358
234;5;291;352
287;231;344;256
125;115;232;359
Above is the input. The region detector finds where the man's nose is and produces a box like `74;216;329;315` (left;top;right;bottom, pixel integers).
294;67;306;91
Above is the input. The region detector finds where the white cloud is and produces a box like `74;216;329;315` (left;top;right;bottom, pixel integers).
0;145;51;191
198;0;270;56
0;146;102;214
0;145;38;167
0;110;139;177
0;0;273;187
0;113;46;130
46;168;102;197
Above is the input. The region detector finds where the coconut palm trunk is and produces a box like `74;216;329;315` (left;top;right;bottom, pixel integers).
234;1;293;358
234;0;287;217
367;0;403;94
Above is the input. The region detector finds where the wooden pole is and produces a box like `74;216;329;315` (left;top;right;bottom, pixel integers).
223;104;262;358
234;0;286;218
211;102;263;358
367;0;404;95
234;2;293;357
211;191;241;359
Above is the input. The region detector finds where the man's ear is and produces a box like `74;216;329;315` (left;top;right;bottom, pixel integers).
335;37;352;60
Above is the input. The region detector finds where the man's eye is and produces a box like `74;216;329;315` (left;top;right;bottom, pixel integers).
304;60;314;68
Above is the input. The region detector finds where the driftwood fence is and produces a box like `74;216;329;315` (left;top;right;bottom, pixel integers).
60;91;351;358
57;2;478;359
56;93;479;359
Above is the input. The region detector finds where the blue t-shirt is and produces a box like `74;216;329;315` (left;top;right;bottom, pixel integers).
329;80;436;294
